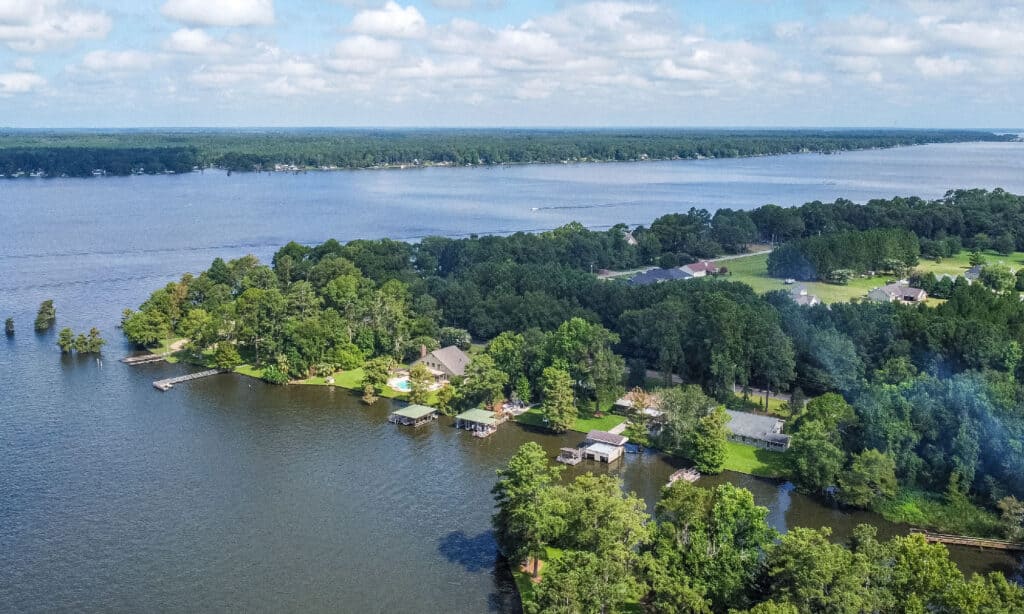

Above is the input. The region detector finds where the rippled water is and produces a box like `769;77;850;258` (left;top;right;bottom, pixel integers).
2;141;1023;612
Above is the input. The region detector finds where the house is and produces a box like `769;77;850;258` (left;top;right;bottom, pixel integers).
413;345;470;380
965;265;983;283
582;430;629;462
867;282;928;303
681;261;720;278
628;267;690;286
614;390;665;422
789;284;821;307
724;410;791;451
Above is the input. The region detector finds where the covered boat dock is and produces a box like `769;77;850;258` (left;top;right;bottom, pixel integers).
389;404;439;427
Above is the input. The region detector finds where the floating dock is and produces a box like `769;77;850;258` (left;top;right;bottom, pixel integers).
556;447;583;465
153;369;223;391
122;353;169;365
668;468;701;485
911;530;1024;551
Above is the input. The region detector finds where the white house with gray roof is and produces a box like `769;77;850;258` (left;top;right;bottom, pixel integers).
412;345;470;380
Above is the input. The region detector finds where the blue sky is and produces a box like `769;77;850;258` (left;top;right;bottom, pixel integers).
0;0;1020;128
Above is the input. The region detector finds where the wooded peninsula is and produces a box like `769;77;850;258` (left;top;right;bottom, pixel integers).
0;128;1015;178
123;187;1024;612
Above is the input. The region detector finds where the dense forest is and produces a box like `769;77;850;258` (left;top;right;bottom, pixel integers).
493;442;1024;613
0;128;1013;177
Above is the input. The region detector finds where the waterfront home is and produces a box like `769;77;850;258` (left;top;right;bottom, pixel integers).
867;282;928;303
723;410;791;451
582;430;629;462
455;408;505;438
389;404;439;427
789;284;821;306
412;345;470;381
628;267;690;286
614;389;665;423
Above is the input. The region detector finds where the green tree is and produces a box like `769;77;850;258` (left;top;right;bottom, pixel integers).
838;449;897;509
121;307;170;347
527;550;638;614
979;263;1015;292
558;473;650;558
969;250;987;266
462;354;509;409
541;366;577;433
762;527;877;614
34;299;56;332
690;405;728;473
657;385;718;455
179;308;216;351
439;326;472;350
361;383;378;405
997;496;1024;541
362;356;395;391
788;420;846;494
434;383;457;415
592;347;626;411
492;442;564;577
57;327;75;353
212;343;242;370
407;362;433;405
79;327;105;353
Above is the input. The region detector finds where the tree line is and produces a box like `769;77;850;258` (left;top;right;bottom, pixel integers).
493;442;1023;613
0;129;1011;177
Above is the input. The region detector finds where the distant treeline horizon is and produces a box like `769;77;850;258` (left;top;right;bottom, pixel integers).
0;128;1014;178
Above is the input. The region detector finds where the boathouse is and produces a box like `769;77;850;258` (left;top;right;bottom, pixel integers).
582;430;629;463
723;410;791;451
455;408;504;437
389;404;439;427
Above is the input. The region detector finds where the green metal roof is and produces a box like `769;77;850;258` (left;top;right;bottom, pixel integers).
455;408;499;426
392;404;438;420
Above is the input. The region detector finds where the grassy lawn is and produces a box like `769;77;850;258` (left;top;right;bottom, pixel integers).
516;407;625;434
874;489;1004;538
721;441;788;478
233;363;264;378
914;249;1024;276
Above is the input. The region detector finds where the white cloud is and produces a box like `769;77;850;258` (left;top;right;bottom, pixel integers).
161;0;274;27
80;50;155;73
0;1;110;52
655;59;713;82
914;55;970;78
0;71;45;95
165;28;236;56
779;70;827;86
334;35;402;60
351;2;426;38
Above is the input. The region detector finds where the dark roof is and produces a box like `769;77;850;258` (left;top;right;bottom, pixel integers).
628;268;690;286
870;283;927;302
586;430;628;446
965;265;983;280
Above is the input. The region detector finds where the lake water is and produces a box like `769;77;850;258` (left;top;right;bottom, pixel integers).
2;141;1024;612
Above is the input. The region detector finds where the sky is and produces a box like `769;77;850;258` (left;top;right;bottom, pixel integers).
0;0;1021;128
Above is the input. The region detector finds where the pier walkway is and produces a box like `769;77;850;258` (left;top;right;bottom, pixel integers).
122;353;169;365
912;530;1024;551
153;369;224;391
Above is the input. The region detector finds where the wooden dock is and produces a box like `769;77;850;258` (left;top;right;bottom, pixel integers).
122;353;169;365
912;530;1024;551
153;369;224;391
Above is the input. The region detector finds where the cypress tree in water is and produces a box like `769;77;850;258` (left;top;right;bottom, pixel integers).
34;300;56;332
4;317;13;336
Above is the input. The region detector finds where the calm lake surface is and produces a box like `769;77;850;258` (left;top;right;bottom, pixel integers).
3;141;1024;612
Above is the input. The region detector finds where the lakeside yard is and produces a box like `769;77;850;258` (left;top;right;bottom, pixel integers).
515;407;626;434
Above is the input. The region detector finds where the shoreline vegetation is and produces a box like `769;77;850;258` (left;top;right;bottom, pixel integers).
122;187;1024;548
0;128;1015;178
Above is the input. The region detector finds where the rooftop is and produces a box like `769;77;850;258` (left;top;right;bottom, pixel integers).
628;267;690;286
391;404;438;420
421;345;471;376
585;442;620;456
724;409;785;441
455;408;499;426
586;430;629;446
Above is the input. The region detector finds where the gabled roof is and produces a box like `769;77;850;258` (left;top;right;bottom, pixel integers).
965;264;983;280
424;345;470;376
682;261;718;274
586;430;628;446
724;410;786;441
870;283;927;302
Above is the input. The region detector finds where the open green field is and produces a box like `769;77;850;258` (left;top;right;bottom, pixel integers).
721;441;788;477
914;249;1024;276
516;407;626;434
724;253;903;303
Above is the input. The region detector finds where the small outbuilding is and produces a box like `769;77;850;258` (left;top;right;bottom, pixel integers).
582;430;629;462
